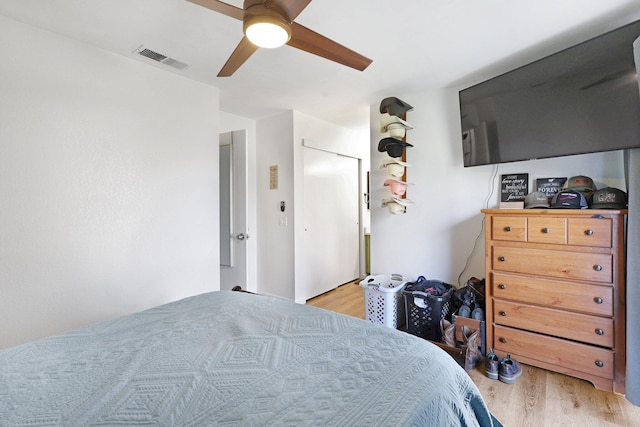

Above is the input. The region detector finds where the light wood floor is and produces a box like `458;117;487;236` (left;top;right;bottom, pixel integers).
307;281;640;427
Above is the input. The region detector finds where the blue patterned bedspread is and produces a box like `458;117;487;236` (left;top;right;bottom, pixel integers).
0;291;502;426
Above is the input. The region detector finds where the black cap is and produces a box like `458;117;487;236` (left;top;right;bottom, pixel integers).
379;97;413;117
550;190;588;209
591;187;627;209
378;137;413;158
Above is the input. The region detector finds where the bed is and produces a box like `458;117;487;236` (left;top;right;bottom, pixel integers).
0;290;502;426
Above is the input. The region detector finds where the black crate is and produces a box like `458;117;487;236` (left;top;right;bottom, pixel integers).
403;280;454;342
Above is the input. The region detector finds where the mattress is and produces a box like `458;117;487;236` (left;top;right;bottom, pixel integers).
0;290;502;426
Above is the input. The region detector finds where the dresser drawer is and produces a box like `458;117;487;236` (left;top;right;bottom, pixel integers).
494;300;614;347
492;216;526;241
493;325;614;380
492;246;613;283
568;217;612;248
491;273;613;316
527;217;566;244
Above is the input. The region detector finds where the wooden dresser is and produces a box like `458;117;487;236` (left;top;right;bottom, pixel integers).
481;209;627;394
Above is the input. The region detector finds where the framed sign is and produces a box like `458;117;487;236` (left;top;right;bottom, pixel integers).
536;177;567;201
500;173;528;209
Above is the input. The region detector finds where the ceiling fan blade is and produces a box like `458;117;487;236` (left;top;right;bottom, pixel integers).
288;22;372;71
218;36;260;77
264;0;312;21
186;0;244;21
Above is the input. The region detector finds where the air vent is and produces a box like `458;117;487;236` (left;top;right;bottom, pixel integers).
161;57;189;70
134;46;189;70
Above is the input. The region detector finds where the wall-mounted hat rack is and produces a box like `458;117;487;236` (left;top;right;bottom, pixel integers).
378;97;414;214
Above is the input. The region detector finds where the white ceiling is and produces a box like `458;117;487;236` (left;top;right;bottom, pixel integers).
1;0;640;126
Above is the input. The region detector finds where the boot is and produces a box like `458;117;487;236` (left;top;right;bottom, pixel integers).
440;319;456;347
463;329;482;370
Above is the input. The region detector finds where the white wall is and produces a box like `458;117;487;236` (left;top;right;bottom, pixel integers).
256;112;296;299
370;89;626;287
256;111;369;300
0;16;220;349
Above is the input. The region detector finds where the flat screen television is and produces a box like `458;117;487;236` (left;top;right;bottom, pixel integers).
459;20;640;167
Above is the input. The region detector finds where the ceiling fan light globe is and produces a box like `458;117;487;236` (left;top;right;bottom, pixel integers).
244;12;292;49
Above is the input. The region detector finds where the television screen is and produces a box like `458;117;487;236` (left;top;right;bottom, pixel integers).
459;20;640;167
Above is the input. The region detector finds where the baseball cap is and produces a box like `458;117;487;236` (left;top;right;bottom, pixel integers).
565;175;596;194
524;191;550;209
379;97;413;117
378;138;413;158
550;190;588;209
591;187;627;209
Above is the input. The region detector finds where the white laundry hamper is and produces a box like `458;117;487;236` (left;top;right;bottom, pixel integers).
359;274;409;329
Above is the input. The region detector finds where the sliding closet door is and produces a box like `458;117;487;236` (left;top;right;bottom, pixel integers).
302;147;359;300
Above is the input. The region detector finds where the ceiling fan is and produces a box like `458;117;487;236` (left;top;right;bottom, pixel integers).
187;0;373;77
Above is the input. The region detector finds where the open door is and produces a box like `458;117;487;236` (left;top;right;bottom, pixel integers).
220;130;248;290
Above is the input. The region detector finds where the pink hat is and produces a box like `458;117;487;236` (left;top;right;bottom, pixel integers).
384;178;412;196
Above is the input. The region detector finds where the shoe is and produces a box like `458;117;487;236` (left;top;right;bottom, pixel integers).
440;319;456;347
499;353;522;384
485;348;500;380
463;330;482;369
457;304;471;318
471;307;484;321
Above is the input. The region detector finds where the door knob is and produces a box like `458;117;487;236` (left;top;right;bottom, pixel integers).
237;233;249;240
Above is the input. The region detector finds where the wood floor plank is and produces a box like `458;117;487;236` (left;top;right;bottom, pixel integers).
307;281;640;426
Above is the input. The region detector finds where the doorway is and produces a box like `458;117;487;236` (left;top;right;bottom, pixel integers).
219;130;248;290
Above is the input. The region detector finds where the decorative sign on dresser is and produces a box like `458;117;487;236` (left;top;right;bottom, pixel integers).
535;177;567;201
499;174;528;209
481;208;627;394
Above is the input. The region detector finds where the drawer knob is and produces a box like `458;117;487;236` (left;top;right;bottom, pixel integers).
499;337;507;343
499;311;507;316
593;265;603;272
541;227;550;234
584;229;594;236
498;256;506;262
595;328;604;335
498;284;507;290
504;226;512;232
595;360;604;368
594;297;604;304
